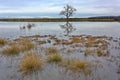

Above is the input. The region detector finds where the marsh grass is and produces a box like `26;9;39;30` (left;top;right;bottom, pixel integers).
71;37;85;43
117;69;120;74
97;49;103;57
0;38;7;46
38;40;46;45
19;51;43;75
18;38;34;51
60;58;91;72
70;59;90;71
84;49;95;56
2;44;20;64
46;47;58;55
47;54;62;63
2;45;20;56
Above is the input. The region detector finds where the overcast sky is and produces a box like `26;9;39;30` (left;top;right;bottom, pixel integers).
0;0;120;18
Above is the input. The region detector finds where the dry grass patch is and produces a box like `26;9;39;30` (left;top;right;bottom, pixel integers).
97;49;103;57
19;51;43;75
2;45;20;56
71;37;85;43
59;58;92;74
46;47;58;55
0;38;7;46
47;54;62;63
70;59;90;70
38;40;46;45
84;49;95;56
18;38;34;51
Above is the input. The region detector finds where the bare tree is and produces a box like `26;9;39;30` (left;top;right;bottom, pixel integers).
60;4;76;22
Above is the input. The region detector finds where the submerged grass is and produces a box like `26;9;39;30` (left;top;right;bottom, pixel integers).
19;51;43;75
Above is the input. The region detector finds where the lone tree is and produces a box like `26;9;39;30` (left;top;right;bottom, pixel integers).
60;4;77;22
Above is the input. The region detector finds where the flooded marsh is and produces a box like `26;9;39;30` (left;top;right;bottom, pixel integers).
0;22;120;80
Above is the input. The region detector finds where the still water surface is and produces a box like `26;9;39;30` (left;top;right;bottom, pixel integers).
0;22;120;38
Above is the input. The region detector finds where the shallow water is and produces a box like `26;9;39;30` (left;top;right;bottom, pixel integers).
0;22;120;39
0;22;120;80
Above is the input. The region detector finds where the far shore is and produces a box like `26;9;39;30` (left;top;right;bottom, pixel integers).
0;18;118;22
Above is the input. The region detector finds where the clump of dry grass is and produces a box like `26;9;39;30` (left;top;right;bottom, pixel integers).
38;40;46;45
0;38;7;46
70;59;90;70
18;38;34;51
2;45;20;56
71;37;85;43
85;41;94;47
60;58;91;72
84;49;95;56
47;54;62;63
97;49;103;57
19;51;43;75
46;47;58;55
117;68;120;74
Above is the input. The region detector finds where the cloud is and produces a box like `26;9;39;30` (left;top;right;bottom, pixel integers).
0;0;120;17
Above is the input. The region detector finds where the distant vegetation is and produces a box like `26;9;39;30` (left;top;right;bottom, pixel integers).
0;17;116;22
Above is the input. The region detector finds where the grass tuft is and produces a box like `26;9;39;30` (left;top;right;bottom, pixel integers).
47;54;62;63
18;38;34;51
46;47;58;55
0;38;7;46
2;45;20;56
19;51;43;75
71;59;89;70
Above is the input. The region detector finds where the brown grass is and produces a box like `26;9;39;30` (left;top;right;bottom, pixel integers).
60;58;91;72
97;49;103;57
38;40;46;45
19;51;43;75
46;47;58;55
71;37;85;43
84;49;95;56
70;59;90;70
0;38;7;46
47;54;62;63
2;45;20;56
18;38;34;51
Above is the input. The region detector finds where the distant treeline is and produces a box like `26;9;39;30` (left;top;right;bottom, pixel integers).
0;18;119;22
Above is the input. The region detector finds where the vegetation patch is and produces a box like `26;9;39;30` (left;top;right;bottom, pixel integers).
47;54;62;63
19;51;43;75
0;38;7;46
2;45;20;56
46;47;58;55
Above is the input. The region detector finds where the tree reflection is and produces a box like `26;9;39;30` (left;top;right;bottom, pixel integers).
60;22;76;35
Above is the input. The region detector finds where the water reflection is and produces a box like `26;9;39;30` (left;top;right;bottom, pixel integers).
60;22;76;35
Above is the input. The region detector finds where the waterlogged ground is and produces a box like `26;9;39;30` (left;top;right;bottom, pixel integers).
0;22;120;80
0;34;120;80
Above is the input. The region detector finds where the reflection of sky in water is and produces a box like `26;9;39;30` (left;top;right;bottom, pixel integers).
0;22;120;38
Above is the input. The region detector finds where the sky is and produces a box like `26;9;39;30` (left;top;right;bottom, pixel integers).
0;0;120;18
